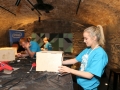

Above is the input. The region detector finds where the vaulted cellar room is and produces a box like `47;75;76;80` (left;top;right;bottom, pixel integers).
0;0;120;90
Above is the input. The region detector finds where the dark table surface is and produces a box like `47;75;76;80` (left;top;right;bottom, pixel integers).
0;58;73;90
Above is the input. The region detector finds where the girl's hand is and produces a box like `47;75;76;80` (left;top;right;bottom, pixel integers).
41;48;44;51
58;66;71;73
25;43;30;49
16;53;22;57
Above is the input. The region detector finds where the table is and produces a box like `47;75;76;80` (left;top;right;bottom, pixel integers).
0;58;73;90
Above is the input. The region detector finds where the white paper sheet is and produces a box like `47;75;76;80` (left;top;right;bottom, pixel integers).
3;67;19;74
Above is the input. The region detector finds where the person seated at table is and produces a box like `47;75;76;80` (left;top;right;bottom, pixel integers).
16;37;40;58
41;37;52;51
58;25;108;90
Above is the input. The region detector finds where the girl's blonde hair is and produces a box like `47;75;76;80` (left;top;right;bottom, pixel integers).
84;25;105;46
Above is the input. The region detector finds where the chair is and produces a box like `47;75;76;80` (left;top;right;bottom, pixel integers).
107;68;120;90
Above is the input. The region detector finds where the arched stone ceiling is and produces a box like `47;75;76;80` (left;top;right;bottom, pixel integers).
0;0;120;29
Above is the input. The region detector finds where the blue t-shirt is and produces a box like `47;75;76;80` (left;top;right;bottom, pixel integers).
30;41;40;56
44;42;52;51
75;46;108;90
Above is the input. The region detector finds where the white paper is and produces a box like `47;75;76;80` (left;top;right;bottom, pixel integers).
3;67;19;74
3;69;13;74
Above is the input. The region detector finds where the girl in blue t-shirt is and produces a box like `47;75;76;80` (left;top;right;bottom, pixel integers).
16;37;40;58
58;25;108;90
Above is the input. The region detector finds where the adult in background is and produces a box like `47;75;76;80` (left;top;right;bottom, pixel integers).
17;37;40;58
41;37;52;51
58;25;108;90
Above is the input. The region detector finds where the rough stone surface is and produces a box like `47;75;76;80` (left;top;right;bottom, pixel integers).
1;0;120;76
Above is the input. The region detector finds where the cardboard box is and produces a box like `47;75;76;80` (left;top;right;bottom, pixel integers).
36;51;63;72
0;48;15;61
3;47;17;55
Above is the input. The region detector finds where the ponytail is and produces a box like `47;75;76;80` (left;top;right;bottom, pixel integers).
96;25;105;47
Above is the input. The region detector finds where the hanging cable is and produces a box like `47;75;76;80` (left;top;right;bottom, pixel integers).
0;5;16;16
76;0;81;14
15;0;21;6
